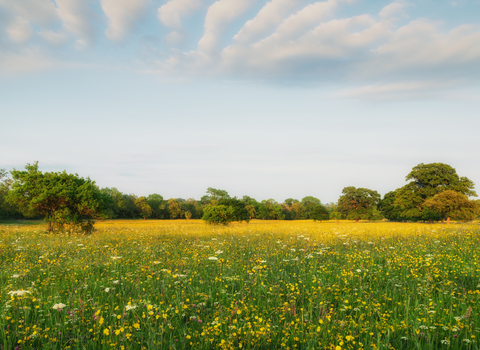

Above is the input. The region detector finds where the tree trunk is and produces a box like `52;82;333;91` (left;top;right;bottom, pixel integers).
355;218;359;223
447;217;450;224
47;221;52;232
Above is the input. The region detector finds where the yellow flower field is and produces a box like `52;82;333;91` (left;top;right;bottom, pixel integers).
1;220;479;349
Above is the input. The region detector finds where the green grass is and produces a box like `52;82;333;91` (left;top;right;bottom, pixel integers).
0;220;479;349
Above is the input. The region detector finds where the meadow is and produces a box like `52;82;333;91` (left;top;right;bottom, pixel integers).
0;220;479;350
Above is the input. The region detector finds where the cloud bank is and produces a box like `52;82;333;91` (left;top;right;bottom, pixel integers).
1;0;480;98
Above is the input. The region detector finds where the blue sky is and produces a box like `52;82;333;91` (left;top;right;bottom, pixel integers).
1;0;480;203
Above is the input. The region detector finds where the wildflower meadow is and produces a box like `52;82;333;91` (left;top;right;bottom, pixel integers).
1;220;479;349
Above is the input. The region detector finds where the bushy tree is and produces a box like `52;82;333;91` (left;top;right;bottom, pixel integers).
424;190;478;222
135;196;152;219
311;204;329;221
301;196;321;219
378;190;403;222
7;162;105;233
257;199;284;220
395;163;476;222
337;186;381;222
202;205;235;225
217;198;250;223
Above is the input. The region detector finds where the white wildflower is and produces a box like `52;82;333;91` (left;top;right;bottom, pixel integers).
8;290;30;296
215;250;223;254
105;288;110;293
208;257;218;261
113;280;120;284
11;274;20;278
52;303;66;310
125;304;137;311
111;256;122;260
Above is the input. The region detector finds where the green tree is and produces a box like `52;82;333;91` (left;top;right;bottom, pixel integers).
424;190;478;222
337;186;381;222
378;190;403;222
301;196;321;219
201;187;230;204
135;196;152;219
395;163;476;222
202;205;234;225
168;198;182;219
311;204;329;222
6;162;105;233
217;198;250;223
257;199;284;220
145;194;164;219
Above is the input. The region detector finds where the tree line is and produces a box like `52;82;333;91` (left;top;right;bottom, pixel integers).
0;162;478;232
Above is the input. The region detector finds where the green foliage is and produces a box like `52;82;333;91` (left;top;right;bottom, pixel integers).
257;199;285;220
337;186;381;221
329;211;342;221
378;190;403;222
310;204;329;221
134;197;152;219
201;187;230;204
424;190;478;221
201;204;235;225
301;196;321;219
217;198;250;223
6;162;105;233
168;198;182;219
395;163;476;222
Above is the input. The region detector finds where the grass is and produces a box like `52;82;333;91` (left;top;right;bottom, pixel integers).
0;220;479;349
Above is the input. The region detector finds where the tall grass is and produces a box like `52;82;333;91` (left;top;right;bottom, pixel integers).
0;220;479;349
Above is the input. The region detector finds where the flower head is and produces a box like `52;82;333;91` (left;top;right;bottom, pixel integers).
52;303;66;310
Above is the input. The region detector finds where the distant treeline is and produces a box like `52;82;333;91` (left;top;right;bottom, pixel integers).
1;163;479;224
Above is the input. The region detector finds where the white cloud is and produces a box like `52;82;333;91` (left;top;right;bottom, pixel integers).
0;0;58;25
198;0;256;53
379;1;406;20
55;0;96;45
7;16;34;43
261;0;340;44
233;0;297;44
38;30;69;46
158;0;202;30
101;0;148;41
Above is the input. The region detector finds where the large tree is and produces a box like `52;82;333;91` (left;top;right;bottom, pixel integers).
424;190;478;222
395;163;476;221
337;186;381;221
7;162;105;233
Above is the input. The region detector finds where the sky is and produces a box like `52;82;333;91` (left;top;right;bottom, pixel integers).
1;0;480;203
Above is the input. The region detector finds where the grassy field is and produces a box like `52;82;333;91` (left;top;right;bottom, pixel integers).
0;220;479;350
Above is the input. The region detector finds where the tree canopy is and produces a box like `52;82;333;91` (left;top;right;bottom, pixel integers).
394;163;477;222
6;162;105;233
337;186;381;221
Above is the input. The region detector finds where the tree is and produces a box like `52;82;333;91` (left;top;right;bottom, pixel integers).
7;162;105;233
301;196;321;219
135;196;152;219
201;187;230;204
424;190;478;222
146;194;166;219
395;163;476;222
168;198;182;219
202;205;234;225
337;186;381;222
257;199;284;220
311;204;329;222
217;198;250;223
378;190;403;222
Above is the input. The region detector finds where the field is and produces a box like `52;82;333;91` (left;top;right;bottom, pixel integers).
1;220;479;350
